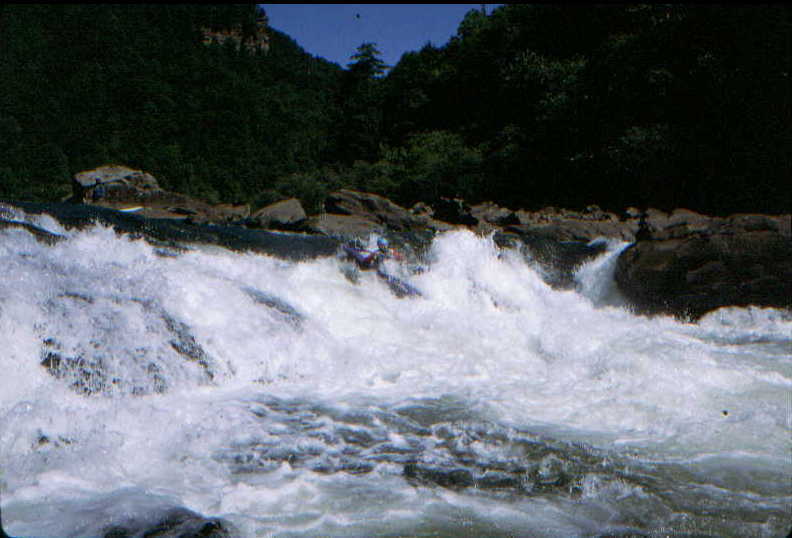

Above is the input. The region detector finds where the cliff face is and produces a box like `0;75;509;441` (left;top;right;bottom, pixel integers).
201;11;269;53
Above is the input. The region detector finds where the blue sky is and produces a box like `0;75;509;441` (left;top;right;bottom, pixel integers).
260;4;502;69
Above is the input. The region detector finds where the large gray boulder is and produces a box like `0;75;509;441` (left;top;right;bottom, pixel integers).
71;165;249;224
324;189;418;231
72;165;161;202
323;189;451;233
303;213;382;238
615;213;791;318
250;197;307;230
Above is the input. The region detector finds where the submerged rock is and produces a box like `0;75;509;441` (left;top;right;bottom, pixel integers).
101;507;237;538
0;217;65;245
0;504;8;538
403;463;476;489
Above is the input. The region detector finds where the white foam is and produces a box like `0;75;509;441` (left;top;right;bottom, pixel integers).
1;218;790;536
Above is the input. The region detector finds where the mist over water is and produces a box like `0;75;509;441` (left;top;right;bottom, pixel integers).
1;209;790;537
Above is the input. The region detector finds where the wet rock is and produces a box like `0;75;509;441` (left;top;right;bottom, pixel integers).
40;343;168;396
0;218;65;245
494;230;608;288
404;463;475;489
242;287;304;325
156;310;212;373
101;507;237;537
535;454;569;487
615;214;792;318
37;296;214;396
0;503;8;538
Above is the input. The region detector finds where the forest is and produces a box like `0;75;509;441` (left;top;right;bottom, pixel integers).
0;4;789;215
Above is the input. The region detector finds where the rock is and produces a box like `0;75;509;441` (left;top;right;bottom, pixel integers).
72;165;160;203
648;208;713;240
615;214;792;319
508;218;635;243
214;202;250;222
102;507;237;538
432;197;477;226
495;230;609;288
511;205;637;242
324;189;424;231
71;165;249;225
624;206;642;219
0;503;8;538
303;213;382;239
403;463;475;489
250;197;306;230
410;201;434;218
471;201;520;227
0;218;65;245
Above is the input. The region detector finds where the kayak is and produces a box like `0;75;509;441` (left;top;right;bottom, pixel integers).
340;244;421;298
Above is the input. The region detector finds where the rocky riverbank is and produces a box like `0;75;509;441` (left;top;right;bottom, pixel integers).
20;165;790;319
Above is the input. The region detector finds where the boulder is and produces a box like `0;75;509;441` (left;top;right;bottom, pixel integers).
71;165;248;225
471;202;520;234
101;507;237;537
645;208;713;240
615;214;792;319
72;165;160;203
251;197;306;230
511;206;636;242
303;213;382;238
0;218;64;245
410;201;434;218
432;197;478;226
324;189;432;232
214;202;250;222
408;201;454;232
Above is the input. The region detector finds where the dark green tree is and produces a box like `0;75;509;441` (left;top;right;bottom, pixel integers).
335;42;388;164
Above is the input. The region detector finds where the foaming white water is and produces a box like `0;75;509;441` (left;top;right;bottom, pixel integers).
1;220;790;536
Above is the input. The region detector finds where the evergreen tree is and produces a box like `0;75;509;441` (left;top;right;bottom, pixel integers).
335;42;388;164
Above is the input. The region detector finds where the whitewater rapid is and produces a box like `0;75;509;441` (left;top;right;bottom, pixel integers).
1;208;790;537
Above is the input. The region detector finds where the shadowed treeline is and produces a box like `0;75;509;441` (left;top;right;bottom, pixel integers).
1;4;788;215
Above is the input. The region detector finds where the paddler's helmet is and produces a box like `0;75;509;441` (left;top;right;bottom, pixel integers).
377;237;389;252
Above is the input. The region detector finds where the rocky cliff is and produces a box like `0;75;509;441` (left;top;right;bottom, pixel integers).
201;10;269;53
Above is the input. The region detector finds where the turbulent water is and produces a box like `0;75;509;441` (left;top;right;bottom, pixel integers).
1;206;790;537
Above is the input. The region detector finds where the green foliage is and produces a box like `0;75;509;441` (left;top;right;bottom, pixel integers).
0;4;788;216
272;167;349;215
380;4;790;214
348;42;388;78
334;42;388;164
0;4;343;205
393;131;484;203
333;131;484;207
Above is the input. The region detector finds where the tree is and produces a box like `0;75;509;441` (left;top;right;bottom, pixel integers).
334;43;388;163
348;42;388;78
